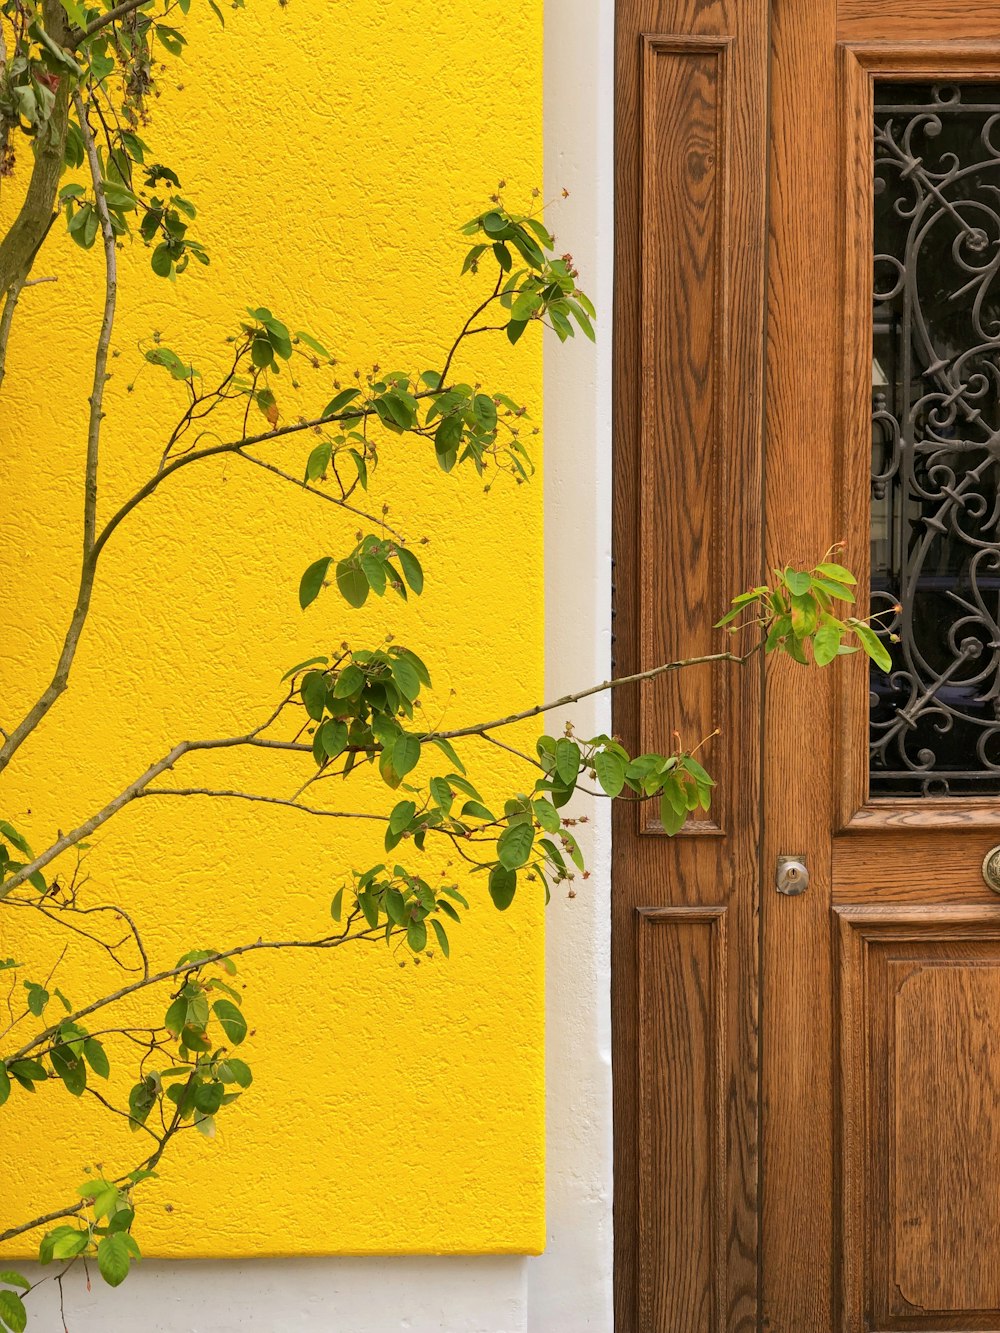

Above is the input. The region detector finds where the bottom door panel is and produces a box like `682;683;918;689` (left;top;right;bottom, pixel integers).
837;907;1000;1331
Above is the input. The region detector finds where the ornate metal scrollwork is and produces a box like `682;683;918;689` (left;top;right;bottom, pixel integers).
871;82;1000;796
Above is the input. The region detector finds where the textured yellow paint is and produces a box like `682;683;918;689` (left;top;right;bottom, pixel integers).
0;0;544;1257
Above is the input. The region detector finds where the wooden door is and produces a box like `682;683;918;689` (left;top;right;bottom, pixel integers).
613;3;1000;1331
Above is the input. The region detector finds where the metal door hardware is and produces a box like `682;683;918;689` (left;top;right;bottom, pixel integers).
776;856;809;896
983;846;1000;894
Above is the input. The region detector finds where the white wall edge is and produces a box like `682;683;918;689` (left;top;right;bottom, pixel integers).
529;0;616;1327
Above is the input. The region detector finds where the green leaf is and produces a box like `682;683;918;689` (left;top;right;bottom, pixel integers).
151;243;173;277
851;620;892;673
594;750;626;797
24;982;48;1016
554;738;581;786
331;887;344;922
219;1057;253;1088
319;719;348;761
0;1064;10;1108
97;1232;133;1288
282;655;328;682
50;1043;86;1096
323;388;361;417
361;553;387;596
489;864;517;911
429;776;453;814
659;791;687;836
357;890;379;929
295;330;330;359
333;663;364;697
305;441;332;481
212;1000;247;1046
389;800;416;834
390;657;420;702
813;621;844;667
782;568;812;597
532;798;561;833
83;1037;110;1079
430;918;450;958
0;1289;27;1332
0;822;31;858
430;737;465;773
194;1081;225;1114
816;561;857;586
298;556;332;609
497;821;534;870
336;560;369;608
407;917;427;952
0;1274;28;1292
396;546;424;594
393;734;421;780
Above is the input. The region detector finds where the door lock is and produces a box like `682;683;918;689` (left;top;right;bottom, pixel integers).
776;856;809;896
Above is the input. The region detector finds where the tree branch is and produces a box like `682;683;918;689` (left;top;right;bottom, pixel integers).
69;0;151;48
0;94;118;773
0;692;297;900
426;646;762;742
139;787;386;821
4;918;398;1075
0;1;72;299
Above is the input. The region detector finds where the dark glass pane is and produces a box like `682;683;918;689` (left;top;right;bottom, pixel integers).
871;81;1000;797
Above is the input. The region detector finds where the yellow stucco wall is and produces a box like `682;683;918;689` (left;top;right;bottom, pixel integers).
0;0;544;1257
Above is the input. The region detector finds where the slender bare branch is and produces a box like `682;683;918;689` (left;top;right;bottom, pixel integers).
140;788;386;821
0;94;117;773
427;646;762;743
5;918;397;1072
75;92;117;559
233;449;401;535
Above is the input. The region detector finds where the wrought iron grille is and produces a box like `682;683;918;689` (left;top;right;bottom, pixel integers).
871;82;1000;796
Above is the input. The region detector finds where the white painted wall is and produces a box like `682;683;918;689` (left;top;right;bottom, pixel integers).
19;2;614;1326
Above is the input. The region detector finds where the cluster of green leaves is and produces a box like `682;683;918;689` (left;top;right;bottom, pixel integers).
39;1173;145;1287
716;555;893;671
299;537;423;612
0;979;109;1107
460;203;595;346
316;369;531;481
291;645;435;788
332;865;465;959
128;951;253;1139
0;0;228;276
0;32;77;141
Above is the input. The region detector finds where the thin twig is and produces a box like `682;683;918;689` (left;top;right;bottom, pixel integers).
427;647;762;742
0;693;295;901
140;788;386;821
233;449;401;535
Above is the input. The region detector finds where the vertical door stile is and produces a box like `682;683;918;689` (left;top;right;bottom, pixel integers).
613;2;769;1330
761;0;842;1329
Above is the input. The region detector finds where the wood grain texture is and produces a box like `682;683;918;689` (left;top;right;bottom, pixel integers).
613;1;768;1329
762;1;841;1329
837;907;1000;1329
895;964;1000;1313
637;35;730;837
839;2;1000;40
834;831;1000;900
636;907;727;1332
